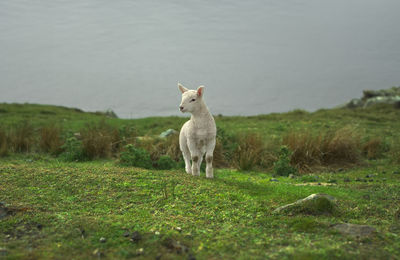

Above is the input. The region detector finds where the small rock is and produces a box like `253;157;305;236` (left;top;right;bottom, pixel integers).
155;231;160;235
333;223;376;238
0;247;7;256
273;193;336;215
130;231;142;243
176;227;182;232
362;194;370;200
0;203;8;219
99;237;106;243
159;129;177;138
136;248;144;255
93;249;104;257
270;178;279;182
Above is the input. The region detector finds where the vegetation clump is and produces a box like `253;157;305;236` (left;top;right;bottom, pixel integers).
119;144;153;169
274;146;297;176
59;136;87;162
155;155;177;170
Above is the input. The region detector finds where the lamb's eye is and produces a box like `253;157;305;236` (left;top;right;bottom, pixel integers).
190;99;196;102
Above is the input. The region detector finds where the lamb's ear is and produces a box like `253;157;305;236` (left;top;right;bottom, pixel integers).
178;83;188;93
197;85;204;97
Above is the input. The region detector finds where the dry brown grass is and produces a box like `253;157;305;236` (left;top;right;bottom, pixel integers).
9;122;35;153
362;137;384;159
233;133;266;171
137;135;181;162
389;141;400;163
39;126;64;155
283;127;362;172
0;129;8;156
81;121;121;159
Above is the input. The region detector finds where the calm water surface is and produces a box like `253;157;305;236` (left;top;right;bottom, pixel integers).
1;0;399;118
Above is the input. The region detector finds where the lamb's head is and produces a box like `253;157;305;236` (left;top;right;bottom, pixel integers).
178;83;204;113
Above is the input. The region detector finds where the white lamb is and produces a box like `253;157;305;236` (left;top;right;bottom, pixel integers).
178;83;217;178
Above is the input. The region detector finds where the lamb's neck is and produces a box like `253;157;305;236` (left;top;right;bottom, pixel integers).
190;102;213;123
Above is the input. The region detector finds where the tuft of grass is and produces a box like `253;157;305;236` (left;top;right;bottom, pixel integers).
80;120;120;159
233;132;265;171
283;127;361;172
39;125;64;155
8;122;35;153
389;140;400;163
362;137;385;159
0;128;9;157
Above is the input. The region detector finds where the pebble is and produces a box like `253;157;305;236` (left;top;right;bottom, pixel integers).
99;237;106;243
0;247;7;256
131;231;142;243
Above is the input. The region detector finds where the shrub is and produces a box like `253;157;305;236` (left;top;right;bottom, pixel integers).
155;155;177;170
9;122;35;153
80;120;121;159
0;129;8;157
274;146;297;176
119;144;152;169
233;132;265;171
216;126;238;162
59;136;87;162
39;125;64;155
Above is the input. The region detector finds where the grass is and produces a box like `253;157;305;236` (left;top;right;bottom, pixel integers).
0;157;400;259
1;102;400;258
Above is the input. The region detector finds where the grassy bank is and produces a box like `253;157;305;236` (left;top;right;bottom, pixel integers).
1;102;400;259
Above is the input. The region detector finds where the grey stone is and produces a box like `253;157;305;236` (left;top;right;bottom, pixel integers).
159;129;177;138
273;193;336;215
333;223;376;238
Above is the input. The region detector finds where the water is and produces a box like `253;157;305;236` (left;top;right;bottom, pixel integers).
1;0;399;118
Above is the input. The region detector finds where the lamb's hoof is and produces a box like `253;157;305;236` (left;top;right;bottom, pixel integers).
185;167;192;174
206;175;214;179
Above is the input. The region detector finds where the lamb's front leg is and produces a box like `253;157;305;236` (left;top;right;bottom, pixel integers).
205;139;216;178
191;154;201;176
